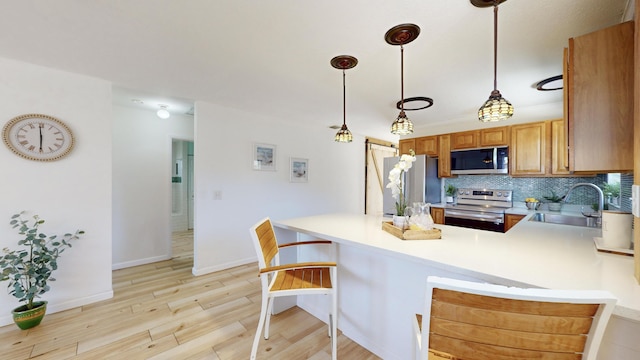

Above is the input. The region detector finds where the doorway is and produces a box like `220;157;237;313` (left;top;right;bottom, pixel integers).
365;139;398;215
171;140;194;260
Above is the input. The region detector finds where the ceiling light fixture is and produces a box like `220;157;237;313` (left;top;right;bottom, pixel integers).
385;23;420;135
331;55;358;143
477;0;513;122
157;104;170;119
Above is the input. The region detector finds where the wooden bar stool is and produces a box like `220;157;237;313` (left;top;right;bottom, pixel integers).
249;217;338;360
413;276;616;360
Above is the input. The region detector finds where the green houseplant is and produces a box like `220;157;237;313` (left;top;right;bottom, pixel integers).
543;190;564;211
445;184;457;203
602;182;621;206
0;212;84;329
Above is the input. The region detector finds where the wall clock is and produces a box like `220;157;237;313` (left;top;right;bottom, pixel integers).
2;114;75;161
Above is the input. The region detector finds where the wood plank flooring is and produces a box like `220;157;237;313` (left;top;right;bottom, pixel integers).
0;231;380;360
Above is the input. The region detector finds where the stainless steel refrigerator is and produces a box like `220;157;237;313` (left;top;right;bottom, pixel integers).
383;154;440;215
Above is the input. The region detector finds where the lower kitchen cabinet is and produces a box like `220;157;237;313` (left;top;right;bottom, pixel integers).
431;207;444;225
505;214;526;232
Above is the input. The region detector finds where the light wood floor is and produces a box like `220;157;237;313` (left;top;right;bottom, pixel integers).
0;231;380;360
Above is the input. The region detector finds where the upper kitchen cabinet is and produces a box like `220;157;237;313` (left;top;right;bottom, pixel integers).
451;130;478;150
510;122;547;176
398;139;415;155
479;126;509;147
566;21;634;172
438;134;452;178
451;127;509;150
415;136;438;157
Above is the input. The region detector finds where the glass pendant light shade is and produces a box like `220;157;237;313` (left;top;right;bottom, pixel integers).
391;110;414;135
334;124;353;142
331;55;358;143
478;89;513;122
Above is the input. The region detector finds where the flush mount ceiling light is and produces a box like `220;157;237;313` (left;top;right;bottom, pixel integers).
157;104;170;119
331;55;358;143
476;0;513;122
385;23;420;135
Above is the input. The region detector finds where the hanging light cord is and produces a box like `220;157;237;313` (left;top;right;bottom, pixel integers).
400;45;405;112
492;1;498;92
342;69;347;126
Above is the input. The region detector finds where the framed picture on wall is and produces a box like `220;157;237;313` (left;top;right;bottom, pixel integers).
290;157;308;183
253;143;277;171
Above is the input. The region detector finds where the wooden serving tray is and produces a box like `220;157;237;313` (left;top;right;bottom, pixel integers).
382;221;441;240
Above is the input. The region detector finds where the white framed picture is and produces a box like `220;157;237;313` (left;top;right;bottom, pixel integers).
253;143;277;171
290;157;308;182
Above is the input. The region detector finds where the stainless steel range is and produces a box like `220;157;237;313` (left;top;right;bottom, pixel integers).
444;188;513;232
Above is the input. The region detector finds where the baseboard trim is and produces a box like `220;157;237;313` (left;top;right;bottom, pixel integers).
112;255;172;270
192;257;256;276
0;290;114;327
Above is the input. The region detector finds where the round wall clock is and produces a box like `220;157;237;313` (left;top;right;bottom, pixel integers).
2;114;75;161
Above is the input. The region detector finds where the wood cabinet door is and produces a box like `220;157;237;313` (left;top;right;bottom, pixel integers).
451;131;478;150
437;134;451;178
431;207;445;225
504;214;525;232
398;139;415;155
510;122;547;176
569;21;634;172
416;136;438;156
480;126;509;147
550;119;571;175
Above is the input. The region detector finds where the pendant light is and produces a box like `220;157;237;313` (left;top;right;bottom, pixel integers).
385;24;420;135
477;0;513;122
331;55;358;143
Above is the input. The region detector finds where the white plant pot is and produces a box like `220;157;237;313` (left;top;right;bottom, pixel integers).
392;215;407;230
446;196;454;203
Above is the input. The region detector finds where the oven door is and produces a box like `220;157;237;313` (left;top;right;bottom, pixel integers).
444;209;505;232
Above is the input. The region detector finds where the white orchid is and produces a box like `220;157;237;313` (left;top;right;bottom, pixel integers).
386;150;416;216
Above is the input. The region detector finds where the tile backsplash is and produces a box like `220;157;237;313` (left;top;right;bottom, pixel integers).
445;173;633;213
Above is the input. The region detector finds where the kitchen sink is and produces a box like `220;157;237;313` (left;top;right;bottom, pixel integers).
528;212;595;227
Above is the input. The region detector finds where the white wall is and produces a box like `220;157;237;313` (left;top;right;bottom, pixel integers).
192;101;365;275
0;57;113;326
112;106;194;269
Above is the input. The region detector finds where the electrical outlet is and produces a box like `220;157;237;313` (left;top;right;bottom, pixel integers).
213;191;222;200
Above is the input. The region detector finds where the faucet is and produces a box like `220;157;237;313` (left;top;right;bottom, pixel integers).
563;183;604;227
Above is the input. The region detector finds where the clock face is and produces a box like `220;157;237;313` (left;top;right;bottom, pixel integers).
2;114;75;161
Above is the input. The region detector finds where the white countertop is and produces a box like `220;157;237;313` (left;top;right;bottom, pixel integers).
274;211;640;321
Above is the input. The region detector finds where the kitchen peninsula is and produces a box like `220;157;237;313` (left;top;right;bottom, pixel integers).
273;213;640;360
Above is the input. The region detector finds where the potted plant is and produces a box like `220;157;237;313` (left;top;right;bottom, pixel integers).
0;212;84;330
445;184;457;204
543;190;564;211
386;150;417;229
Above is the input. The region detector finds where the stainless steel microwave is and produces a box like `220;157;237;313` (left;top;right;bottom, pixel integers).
450;146;508;175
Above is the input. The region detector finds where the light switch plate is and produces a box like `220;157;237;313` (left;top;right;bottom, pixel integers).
632;185;640;217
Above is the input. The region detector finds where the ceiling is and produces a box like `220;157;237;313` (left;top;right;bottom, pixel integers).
0;0;633;141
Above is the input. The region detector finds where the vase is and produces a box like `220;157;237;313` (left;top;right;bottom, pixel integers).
12;301;47;330
393;215;408;230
